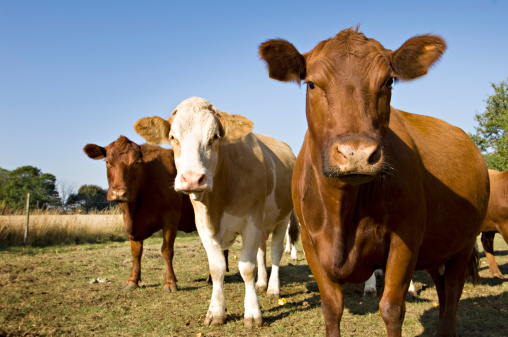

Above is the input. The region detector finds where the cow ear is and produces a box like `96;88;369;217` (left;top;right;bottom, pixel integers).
83;144;106;160
259;39;306;83
134;116;171;145
391;34;446;80
217;112;254;143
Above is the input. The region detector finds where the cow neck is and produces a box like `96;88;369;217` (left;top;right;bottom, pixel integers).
305;135;382;279
120;194;142;239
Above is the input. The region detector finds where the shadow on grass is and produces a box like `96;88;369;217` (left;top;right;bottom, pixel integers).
416;292;508;337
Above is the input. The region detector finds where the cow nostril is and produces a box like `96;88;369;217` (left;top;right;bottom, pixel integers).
368;148;382;165
198;175;205;184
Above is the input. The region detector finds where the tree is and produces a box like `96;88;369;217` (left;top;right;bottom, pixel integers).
57;180;77;206
469;78;508;171
0;166;60;210
66;184;111;212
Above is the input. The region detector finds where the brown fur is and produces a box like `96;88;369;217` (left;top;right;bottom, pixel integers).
480;169;508;278
260;27;489;337
84;136;196;292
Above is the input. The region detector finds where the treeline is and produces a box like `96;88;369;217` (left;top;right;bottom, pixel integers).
0;165;114;214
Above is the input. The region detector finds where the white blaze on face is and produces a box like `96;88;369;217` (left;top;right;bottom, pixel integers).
170;97;221;193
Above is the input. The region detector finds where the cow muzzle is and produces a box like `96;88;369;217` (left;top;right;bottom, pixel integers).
108;188;129;202
323;136;386;184
177;171;210;193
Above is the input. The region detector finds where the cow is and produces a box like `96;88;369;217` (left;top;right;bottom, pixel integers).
84;136;198;292
259;27;489;337
481;169;508;278
134;96;297;328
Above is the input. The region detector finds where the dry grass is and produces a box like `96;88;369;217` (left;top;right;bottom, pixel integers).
0;224;506;337
0;214;126;246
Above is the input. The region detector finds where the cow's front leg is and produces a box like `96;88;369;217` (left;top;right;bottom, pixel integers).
301;226;343;337
241;225;263;328
200;235;227;326
161;223;178;293
121;239;143;291
379;237;416;337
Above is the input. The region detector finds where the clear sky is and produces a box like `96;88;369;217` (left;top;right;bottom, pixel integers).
1;0;507;194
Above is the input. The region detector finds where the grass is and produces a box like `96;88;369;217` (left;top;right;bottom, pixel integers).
0;216;506;336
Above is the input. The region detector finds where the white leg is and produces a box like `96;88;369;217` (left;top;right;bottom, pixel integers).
407;279;418;297
267;218;287;299
241;224;263;328
364;271;378;297
255;239;268;292
284;224;291;254
200;234;227;326
290;243;298;261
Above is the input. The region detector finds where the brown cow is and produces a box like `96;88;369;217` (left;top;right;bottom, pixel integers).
260;27;489;337
83;136;197;292
481;169;508;278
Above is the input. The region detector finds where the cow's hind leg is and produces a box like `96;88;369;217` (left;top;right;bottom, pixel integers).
432;244;478;337
266;217;288;298
481;232;502;278
161;225;179;293
241;224;263;328
122;239;143;291
255;240;268;293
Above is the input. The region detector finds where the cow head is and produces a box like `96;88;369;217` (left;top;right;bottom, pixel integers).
134;97;253;200
260;27;446;185
84;136;157;203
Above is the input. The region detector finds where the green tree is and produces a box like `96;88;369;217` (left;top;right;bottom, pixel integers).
66;184;111;212
0;166;60;210
469;78;508;171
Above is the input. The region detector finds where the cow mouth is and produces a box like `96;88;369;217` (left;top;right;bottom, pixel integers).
335;174;375;185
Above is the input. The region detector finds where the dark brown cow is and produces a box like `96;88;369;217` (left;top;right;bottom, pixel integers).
481;169;508;278
260;27;489;337
84;136;197;292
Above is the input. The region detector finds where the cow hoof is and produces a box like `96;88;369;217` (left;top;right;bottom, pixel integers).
163;284;178;293
255;284;267;293
120;283;138;291
363;289;377;297
267;290;279;299
244;316;263;328
204;313;226;326
492;272;504;279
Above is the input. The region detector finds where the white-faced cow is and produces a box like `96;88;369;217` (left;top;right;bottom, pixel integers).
134;97;297;328
260;27;489;336
84;136;197;292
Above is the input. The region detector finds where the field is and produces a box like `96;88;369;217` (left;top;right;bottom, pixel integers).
0;215;507;337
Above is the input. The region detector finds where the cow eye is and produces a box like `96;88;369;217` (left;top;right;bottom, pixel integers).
386;77;394;88
208;134;219;146
307;81;315;90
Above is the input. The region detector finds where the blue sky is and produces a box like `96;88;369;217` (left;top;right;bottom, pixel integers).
1;0;507;194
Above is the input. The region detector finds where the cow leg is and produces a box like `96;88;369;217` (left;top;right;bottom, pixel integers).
255;239;268;293
379;239;416;337
122;239;143;291
433;245;475;337
241;224;263;328
364;271;378;297
301;225;343;337
200;235;227;326
161;224;178;293
284;224;291;254
481;232;502;278
266;218;288;298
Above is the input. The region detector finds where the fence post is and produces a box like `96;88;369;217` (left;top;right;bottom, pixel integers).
23;193;30;245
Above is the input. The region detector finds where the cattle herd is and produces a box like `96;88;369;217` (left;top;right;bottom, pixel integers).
84;27;508;337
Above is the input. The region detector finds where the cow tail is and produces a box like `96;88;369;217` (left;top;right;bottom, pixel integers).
467;243;480;285
288;210;300;245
